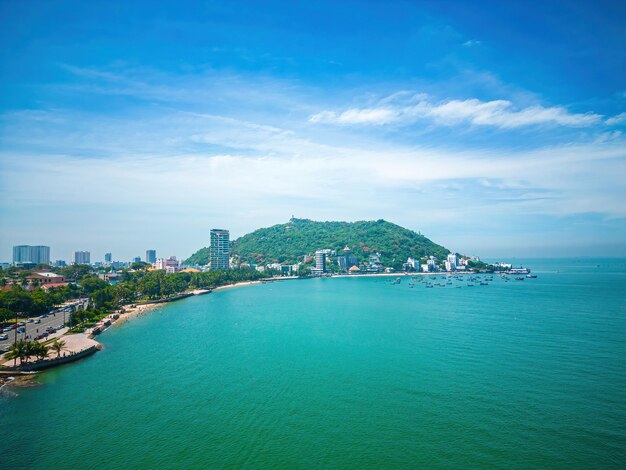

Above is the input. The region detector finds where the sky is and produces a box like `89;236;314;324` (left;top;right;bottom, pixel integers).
1;0;625;262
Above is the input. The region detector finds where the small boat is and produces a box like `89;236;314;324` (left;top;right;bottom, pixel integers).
480;282;488;286
526;275;537;278
515;277;524;281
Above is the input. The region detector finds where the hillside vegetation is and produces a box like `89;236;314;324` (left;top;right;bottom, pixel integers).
185;218;449;269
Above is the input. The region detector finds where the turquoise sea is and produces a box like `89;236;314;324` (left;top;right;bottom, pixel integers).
1;258;625;469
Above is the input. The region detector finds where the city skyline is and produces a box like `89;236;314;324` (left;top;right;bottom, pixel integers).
1;1;625;260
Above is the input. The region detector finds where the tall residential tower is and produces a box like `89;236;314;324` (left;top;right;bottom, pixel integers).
74;251;91;265
210;229;230;270
12;245;50;265
146;249;157;264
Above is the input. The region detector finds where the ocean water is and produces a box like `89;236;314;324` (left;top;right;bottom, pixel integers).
1;258;625;469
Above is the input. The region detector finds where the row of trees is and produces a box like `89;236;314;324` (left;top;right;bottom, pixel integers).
1;267;269;331
4;339;66;364
0;283;82;320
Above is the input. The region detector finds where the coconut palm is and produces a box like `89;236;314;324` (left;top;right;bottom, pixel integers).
51;340;66;358
5;339;28;366
32;341;49;361
24;340;38;362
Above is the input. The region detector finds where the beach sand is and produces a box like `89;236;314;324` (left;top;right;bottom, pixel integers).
113;303;162;325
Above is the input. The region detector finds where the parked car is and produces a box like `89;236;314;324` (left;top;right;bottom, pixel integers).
39;314;47;318
2;327;11;333
17;327;25;333
27;318;34;323
34;319;41;324
0;345;9;353
0;334;9;340
35;334;46;340
18;322;26;326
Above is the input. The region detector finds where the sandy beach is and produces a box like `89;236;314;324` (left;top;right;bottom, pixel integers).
113;303;162;325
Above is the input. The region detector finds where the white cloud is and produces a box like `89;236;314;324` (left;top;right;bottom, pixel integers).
606;112;626;126
463;39;481;47
309;93;603;128
1;67;625;259
309;108;397;125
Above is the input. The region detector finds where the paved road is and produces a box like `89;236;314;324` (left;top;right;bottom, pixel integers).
0;299;88;352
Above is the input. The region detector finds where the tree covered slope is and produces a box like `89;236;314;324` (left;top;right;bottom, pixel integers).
185;218;449;269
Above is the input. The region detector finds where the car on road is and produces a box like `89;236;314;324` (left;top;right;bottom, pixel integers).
17;327;25;333
2;327;11;333
34;319;41;324
18;322;25;326
35;333;47;340
27;318;34;323
39;314;47;318
0;334;8;340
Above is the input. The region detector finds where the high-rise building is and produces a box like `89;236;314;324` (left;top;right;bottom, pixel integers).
146;249;157;264
314;250;327;274
210;229;230;270
12;245;50;265
445;253;458;272
105;252;112;263
133;256;141;263
74;251;91;265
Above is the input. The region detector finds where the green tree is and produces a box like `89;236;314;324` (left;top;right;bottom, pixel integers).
51;340;66;358
32;341;50;361
6;339;28;365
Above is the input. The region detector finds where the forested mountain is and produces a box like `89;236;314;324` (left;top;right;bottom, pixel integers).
185;218;449;269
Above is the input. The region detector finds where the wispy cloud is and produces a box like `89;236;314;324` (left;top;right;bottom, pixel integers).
309;93;603;128
1;65;625;258
606;112;626;126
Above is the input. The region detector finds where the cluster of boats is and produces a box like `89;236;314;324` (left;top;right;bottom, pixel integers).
390;272;537;289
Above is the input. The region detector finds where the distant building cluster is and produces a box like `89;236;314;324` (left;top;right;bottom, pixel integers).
7;226;518;283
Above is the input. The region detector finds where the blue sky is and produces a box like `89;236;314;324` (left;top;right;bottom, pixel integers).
1;0;625;262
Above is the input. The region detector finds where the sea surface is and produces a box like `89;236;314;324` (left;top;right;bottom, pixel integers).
1;258;625;469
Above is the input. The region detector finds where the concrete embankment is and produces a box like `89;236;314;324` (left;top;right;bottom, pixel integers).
16;344;100;372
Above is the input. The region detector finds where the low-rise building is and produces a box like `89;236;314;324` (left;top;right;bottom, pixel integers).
27;272;66;289
155;256;180;273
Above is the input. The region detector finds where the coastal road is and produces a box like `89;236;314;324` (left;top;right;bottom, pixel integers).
0;299;88;352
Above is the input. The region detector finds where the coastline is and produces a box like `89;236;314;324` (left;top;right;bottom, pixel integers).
329;271;472;279
212;280;264;292
111;303;163;326
0;273;463;377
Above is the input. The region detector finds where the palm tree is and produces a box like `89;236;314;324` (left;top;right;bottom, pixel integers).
33;341;49;361
6;339;27;366
51;340;66;358
24;340;37;363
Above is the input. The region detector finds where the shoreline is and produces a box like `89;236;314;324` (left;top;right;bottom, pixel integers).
0;273;476;379
330;271;474;279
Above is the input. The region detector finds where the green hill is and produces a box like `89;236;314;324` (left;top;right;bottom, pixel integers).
185;218;449;270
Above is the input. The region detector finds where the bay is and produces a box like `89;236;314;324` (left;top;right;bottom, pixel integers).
1;258;625;468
